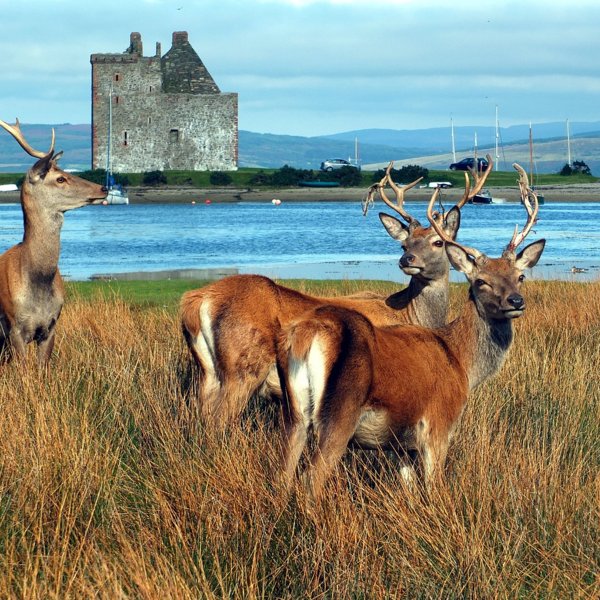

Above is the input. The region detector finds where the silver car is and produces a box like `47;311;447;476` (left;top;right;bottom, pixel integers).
320;158;359;171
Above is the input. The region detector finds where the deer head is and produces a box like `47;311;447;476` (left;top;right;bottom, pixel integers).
427;162;545;320
370;156;493;282
0;119;107;215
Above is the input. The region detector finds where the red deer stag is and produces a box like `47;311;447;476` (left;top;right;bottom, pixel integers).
0;119;108;365
276;163;544;499
180;158;493;426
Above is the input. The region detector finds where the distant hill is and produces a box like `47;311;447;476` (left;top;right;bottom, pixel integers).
2;121;600;174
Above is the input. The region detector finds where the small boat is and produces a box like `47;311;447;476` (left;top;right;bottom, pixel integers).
470;190;493;204
104;86;129;205
105;181;129;205
298;180;340;188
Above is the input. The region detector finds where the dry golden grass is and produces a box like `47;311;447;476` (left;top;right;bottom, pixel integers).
0;280;598;598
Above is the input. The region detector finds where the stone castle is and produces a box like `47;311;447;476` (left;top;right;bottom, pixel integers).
90;32;238;173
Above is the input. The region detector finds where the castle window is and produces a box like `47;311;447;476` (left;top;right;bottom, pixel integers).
148;116;152;125
114;96;120;105
149;85;153;92
124;131;128;146
169;129;180;143
115;74;120;82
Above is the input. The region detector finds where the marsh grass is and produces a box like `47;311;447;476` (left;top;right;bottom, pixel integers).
0;280;598;598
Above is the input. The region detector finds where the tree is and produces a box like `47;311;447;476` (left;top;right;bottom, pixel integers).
209;171;233;186
559;160;592;176
142;170;167;186
372;164;429;184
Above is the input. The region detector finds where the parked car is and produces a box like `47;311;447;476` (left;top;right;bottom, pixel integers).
320;158;359;171
449;157;489;171
427;181;453;189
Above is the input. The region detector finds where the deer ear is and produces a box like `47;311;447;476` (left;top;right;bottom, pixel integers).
515;239;546;270
443;206;461;240
445;243;476;276
30;154;54;181
379;213;409;242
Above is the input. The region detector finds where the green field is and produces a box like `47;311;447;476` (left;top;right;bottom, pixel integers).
1;167;597;190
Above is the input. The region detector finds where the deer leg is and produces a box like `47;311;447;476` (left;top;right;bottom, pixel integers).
305;404;363;501
278;398;308;490
36;330;56;367
9;328;27;361
419;428;450;491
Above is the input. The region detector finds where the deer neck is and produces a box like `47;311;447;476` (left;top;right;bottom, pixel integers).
386;273;449;328
21;196;64;281
446;293;514;391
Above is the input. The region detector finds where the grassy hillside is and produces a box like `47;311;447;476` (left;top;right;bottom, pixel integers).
4;122;600;173
0;279;597;596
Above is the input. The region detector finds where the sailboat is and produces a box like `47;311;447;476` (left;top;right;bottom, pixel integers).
105;86;129;205
527;123;544;205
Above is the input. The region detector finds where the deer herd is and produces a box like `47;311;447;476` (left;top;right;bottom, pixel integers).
1;118;545;501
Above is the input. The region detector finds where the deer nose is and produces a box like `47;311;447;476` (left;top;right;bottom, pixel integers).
400;254;415;268
507;294;524;310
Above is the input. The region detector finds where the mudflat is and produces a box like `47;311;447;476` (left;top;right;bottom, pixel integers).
2;183;600;204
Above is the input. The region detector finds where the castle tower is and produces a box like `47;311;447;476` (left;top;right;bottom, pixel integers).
90;32;238;173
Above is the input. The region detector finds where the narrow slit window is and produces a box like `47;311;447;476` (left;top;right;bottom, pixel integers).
115;74;120;82
123;131;128;146
115;96;120;104
169;129;179;143
148;116;152;125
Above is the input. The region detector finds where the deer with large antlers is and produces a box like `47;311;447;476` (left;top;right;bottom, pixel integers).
180;158;493;427
0;119;107;365
276;163;545;499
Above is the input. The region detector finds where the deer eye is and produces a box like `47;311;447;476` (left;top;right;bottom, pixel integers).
433;240;444;248
474;279;487;288
518;274;526;282
56;176;66;184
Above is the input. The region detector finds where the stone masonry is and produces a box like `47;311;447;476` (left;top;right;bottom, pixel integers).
90;32;238;172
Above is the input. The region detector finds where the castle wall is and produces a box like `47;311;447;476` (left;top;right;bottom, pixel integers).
90;32;238;173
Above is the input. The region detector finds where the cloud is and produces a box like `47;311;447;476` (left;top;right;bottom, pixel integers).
1;0;599;135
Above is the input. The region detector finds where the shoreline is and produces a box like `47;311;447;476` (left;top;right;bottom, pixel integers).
3;183;600;204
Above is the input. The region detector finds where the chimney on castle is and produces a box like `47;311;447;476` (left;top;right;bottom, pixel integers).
172;31;189;46
129;32;143;55
155;42;161;57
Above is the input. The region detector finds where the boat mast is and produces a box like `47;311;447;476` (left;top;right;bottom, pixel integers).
106;85;113;188
495;105;500;171
529;122;534;182
451;116;456;163
566;118;572;166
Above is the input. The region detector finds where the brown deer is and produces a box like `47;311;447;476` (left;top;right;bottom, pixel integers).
180;158;493;426
275;163;545;499
0;119;108;365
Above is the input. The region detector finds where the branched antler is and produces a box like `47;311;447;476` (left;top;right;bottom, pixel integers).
362;161;422;223
505;163;540;253
426;187;483;259
0;118;55;159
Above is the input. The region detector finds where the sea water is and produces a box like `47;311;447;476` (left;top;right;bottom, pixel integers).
0;201;598;281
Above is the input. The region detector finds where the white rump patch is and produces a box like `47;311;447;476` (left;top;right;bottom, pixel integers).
287;336;327;427
196;301;218;393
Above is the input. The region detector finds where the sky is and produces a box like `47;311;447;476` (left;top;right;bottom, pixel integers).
1;0;599;137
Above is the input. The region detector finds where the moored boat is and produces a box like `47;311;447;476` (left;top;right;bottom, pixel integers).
298;180;341;188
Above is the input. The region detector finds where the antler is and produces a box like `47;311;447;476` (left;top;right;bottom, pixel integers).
0;118;55;159
454;154;494;210
426;187;483;259
506;163;540;253
362;161;422;225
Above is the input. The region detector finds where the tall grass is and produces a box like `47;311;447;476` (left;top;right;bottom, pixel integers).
0;280;598;598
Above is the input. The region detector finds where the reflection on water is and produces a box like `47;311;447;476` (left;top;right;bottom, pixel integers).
0;201;599;281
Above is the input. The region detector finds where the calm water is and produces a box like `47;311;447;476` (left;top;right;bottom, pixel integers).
1;200;599;282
